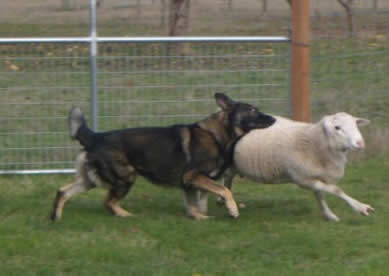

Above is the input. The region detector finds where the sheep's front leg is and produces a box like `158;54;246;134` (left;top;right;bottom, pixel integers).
312;181;374;217
314;191;340;222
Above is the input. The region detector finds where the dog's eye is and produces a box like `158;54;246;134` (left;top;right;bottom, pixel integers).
335;126;341;131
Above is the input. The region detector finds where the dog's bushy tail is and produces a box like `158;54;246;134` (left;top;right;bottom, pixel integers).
69;107;95;149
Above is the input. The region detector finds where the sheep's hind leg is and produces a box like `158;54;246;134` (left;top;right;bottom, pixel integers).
314;191;339;222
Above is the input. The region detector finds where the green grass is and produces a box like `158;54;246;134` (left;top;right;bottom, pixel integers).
0;3;388;274
1;156;388;275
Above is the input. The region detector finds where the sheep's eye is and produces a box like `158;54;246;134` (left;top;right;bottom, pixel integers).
335;126;341;130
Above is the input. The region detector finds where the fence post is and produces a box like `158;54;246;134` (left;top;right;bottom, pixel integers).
291;0;311;122
89;0;98;131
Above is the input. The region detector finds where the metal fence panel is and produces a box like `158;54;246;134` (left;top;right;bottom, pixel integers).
97;40;290;130
0;38;290;174
0;43;90;173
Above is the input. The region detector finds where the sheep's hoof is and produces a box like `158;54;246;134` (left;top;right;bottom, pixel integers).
324;213;340;222
358;204;374;216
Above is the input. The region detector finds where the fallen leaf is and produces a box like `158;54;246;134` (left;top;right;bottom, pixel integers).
368;43;379;48
239;203;246;208
376;34;386;41
9;64;20;71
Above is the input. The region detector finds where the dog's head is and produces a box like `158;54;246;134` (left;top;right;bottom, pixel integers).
215;93;276;137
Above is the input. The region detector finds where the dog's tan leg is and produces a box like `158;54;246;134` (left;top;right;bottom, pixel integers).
188;174;239;218
197;190;208;215
104;188;133;217
183;189;211;220
217;168;236;205
51;177;93;221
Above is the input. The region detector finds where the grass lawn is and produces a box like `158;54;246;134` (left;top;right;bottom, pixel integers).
0;156;388;275
1;2;388;275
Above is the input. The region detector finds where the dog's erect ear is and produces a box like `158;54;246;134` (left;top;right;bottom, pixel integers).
215;93;235;111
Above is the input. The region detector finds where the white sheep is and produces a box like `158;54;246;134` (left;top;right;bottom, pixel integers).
221;112;374;221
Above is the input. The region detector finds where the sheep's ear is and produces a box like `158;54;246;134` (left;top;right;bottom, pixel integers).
355;117;370;127
215;93;235;111
321;115;333;134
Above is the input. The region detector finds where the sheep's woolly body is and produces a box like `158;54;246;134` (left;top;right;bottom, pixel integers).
229;113;374;221
234;116;346;185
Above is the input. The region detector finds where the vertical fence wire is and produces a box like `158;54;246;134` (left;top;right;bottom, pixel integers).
89;0;99;131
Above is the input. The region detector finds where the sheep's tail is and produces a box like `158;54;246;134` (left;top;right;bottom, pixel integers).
69;107;95;149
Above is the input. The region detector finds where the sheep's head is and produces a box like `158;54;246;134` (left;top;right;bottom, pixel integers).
214;93;276;137
322;112;370;152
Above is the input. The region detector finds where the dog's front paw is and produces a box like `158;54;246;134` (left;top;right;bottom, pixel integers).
194;214;214;221
225;199;239;218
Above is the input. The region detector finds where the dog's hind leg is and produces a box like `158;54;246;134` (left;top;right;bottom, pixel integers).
183;189;211;220
104;184;134;217
51;176;94;221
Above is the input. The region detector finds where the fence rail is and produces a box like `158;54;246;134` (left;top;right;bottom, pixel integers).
0;37;290;44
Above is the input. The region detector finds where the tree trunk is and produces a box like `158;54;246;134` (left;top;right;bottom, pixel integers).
373;0;378;11
168;0;190;36
228;0;232;10
168;0;191;54
262;0;268;14
337;0;354;38
96;0;103;9
136;0;141;18
62;0;72;10
160;0;167;28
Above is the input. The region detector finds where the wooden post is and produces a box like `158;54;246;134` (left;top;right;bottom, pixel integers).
291;0;311;122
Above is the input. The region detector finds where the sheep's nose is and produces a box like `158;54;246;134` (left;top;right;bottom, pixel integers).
355;140;365;149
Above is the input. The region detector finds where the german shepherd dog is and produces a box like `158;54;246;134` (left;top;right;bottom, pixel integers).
51;93;275;221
